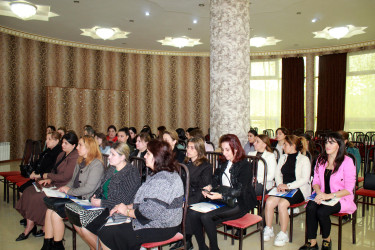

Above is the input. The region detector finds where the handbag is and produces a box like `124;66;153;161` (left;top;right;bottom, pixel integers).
364;173;375;190
43;197;73;218
212;185;238;207
20;162;34;178
65;202;109;234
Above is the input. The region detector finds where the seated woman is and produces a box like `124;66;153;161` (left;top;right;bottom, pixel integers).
163;130;186;163
264;135;311;247
271;127;289;156
16;132;79;241
129;132;150;159
97;140;184;250
299;132;356;250
41;136;104;250
117;127;135;153
248;134;277;195
338;130;361;174
189;134;257;250
170;137;212;250
106;125;118;143
73;142;141;250
95;133;111;155
57;127;66;138
129;127;137;144
19;132;62;193
244;129;258;155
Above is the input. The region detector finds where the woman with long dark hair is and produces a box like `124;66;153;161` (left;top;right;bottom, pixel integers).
97;140;184;250
299;132;356;250
189;134;257;250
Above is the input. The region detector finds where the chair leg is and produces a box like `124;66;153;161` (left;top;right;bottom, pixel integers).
6;180;9;203
72;227;76;250
231;227;234;245
13;183;16;208
289;208;293;242
260;222;264;250
3;179;6;201
338;217;342;250
305;214;308;244
362;196;365;217
224;225;227;240
239;229;243;250
353;211;356;244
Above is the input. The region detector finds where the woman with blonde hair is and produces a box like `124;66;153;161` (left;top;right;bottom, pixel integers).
263;135;311;247
72;142;141;250
41;136;104;250
248;134;277;195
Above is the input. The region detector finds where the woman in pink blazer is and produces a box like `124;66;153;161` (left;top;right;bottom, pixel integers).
299;132;356;250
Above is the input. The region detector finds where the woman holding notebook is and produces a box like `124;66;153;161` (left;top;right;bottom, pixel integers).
299;132;356;250
263;135;311;247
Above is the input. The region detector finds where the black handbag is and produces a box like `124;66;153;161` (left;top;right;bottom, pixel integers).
20;162;34;178
43;197;73;218
364;173;375;190
212;186;238;207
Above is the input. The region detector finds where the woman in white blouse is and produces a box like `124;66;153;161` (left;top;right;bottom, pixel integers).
248;134;277;195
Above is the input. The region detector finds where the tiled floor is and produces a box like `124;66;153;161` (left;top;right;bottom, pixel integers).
1;161;375;250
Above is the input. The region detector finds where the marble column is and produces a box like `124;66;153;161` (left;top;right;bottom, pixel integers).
305;54;315;131
210;0;251;147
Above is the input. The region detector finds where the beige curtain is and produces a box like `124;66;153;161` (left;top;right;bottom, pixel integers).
0;32;210;159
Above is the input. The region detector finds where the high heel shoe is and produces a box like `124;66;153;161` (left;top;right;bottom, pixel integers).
15;225;37;241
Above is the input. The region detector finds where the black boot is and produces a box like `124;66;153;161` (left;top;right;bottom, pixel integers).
41;238;53;250
52;240;65;250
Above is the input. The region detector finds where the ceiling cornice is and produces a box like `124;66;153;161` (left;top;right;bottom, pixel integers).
1;25;375;57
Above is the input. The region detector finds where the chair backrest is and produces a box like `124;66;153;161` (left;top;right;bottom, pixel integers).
305;151;312;163
263;129;274;138
102;154;109;169
365;146;375;174
314;140;324;154
271;147;280;163
352;141;366;164
129;156;147;178
31;140;42;163
206;152;222;173
347;153;357;170
205;141;215;151
245;155;268;217
305;130;314;138
20;139;34;166
353;132;364;142
177;163;190;248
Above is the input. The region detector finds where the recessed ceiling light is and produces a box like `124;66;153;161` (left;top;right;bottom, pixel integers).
95;28;115;40
311;18;319;23
145;11;150;16
10;1;37;19
313;25;367;40
158;36;203;48
193;19;197;24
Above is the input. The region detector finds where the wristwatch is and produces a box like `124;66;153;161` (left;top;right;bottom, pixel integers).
333;193;337;198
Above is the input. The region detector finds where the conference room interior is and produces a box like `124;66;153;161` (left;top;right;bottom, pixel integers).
1;0;375;249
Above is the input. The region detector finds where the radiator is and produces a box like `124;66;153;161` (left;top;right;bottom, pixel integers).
0;142;10;161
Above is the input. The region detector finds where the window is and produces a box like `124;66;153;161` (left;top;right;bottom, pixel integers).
345;50;375;132
250;59;282;133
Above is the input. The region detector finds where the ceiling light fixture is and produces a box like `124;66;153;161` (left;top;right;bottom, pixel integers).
81;26;130;40
313;25;366;40
250;36;281;48
193;19;197;24
95;28;115;40
311;18;318;23
9;1;37;19
158;36;202;49
328;26;349;39
145;11;150;16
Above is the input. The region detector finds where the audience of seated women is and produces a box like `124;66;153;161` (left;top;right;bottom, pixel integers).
73;142;141;250
41;136;104;250
189;134;257;250
106;125;118;143
163;130;186;163
244;129;258;155
272;127;289;156
16;132;79;242
170;137;212;250
117;127;135;153
338;130;361;174
264;135;310;247
95;133;111;155
97;140;184;250
299;132;356;250
248;134;277;195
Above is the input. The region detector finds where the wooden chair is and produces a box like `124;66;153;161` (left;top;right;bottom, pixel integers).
206;152;222;173
142;163;190;249
216;155;267;250
102;154;109;168
271;147;280;163
129;156;147;178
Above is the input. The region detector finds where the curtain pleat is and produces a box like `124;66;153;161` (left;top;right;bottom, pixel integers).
317;53;347;131
281;57;305;132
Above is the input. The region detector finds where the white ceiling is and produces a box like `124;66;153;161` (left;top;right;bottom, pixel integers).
0;0;374;53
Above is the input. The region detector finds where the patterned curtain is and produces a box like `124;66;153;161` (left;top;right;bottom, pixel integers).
0;32;210;159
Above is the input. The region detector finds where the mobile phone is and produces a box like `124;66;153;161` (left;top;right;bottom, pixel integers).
201;188;212;194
